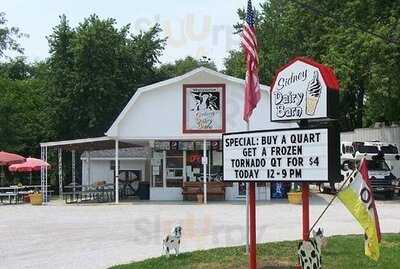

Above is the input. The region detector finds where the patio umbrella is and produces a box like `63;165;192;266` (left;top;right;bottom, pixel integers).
0;151;25;166
0;151;25;186
9;158;50;172
9;158;50;185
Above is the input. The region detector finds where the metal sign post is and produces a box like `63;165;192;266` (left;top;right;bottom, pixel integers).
302;183;310;240
222;57;340;269
249;182;256;269
223;127;340;268
267;57;340;269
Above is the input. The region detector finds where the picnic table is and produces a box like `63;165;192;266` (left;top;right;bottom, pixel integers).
0;186;24;204
0;185;52;204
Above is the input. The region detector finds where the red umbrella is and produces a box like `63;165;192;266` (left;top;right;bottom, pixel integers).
9;158;50;185
0;151;25;166
9;158;50;172
0;151;25;187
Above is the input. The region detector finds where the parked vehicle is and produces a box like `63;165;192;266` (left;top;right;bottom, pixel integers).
318;141;399;199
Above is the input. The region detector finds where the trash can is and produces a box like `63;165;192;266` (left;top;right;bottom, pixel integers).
137;182;150;200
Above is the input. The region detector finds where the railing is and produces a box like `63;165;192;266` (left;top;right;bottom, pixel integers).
63;184;115;204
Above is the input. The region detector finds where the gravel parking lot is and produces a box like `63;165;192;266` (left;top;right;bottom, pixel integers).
0;193;399;269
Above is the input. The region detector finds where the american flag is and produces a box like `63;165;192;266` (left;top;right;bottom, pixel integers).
241;0;261;123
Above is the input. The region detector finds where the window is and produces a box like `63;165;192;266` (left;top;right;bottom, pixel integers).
367;160;390;171
345;146;354;154
356;145;378;154
166;151;183;187
381;145;398;154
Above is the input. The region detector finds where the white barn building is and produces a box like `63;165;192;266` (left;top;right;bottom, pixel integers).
41;67;296;202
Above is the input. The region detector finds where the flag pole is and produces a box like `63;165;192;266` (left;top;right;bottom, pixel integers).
249;180;256;269
246;122;250;254
309;169;356;233
241;0;259;266
246;120;256;269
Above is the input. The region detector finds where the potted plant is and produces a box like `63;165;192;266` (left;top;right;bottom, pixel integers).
29;192;43;205
287;183;302;204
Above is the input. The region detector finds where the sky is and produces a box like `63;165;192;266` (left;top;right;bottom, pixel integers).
2;0;264;69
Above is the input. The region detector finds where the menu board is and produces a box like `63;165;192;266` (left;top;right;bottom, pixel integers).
223;128;340;182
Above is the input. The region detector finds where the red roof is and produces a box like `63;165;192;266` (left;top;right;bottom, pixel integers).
270;57;340;91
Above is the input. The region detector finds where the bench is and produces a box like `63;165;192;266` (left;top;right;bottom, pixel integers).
182;182;202;201
206;182;225;201
182;181;225;201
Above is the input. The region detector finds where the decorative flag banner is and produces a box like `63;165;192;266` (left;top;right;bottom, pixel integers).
338;158;381;261
241;0;261;122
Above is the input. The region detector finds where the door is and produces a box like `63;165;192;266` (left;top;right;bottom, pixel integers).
231;182;247;199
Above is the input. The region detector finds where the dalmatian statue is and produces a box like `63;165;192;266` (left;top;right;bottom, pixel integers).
298;228;326;269
163;225;182;257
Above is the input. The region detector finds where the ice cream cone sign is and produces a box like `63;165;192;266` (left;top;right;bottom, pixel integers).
270;57;340;121
306;71;322;116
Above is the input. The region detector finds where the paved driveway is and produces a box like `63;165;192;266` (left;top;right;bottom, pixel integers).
0;194;399;269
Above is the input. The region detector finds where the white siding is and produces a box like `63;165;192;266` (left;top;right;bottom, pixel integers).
115;70;295;140
341;126;400;178
341;127;400;144
81;159;146;185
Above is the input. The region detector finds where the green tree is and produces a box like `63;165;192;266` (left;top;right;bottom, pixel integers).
223;50;245;79
0;56;35;80
157;56;217;80
46;14;75;140
0;63;51;156
47;14;166;139
0;12;25;58
224;0;400;130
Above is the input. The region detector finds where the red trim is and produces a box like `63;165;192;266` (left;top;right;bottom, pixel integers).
182;84;226;134
270;57;340;92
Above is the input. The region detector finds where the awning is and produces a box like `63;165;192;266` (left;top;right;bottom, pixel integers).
39;137;144;151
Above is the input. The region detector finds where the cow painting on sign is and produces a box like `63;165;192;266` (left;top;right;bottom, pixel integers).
192;92;219;112
183;84;226;133
191;90;220;128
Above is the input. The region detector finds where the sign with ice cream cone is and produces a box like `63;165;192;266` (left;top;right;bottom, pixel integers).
270;57;340;122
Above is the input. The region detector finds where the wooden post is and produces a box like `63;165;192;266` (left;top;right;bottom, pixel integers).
249;182;256;269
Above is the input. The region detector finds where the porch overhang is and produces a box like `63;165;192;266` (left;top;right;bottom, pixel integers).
40;136;144;151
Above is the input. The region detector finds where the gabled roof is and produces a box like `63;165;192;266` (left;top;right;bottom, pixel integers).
270;57;340;91
106;67;270;136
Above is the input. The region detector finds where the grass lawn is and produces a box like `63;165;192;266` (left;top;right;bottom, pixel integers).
110;233;400;269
